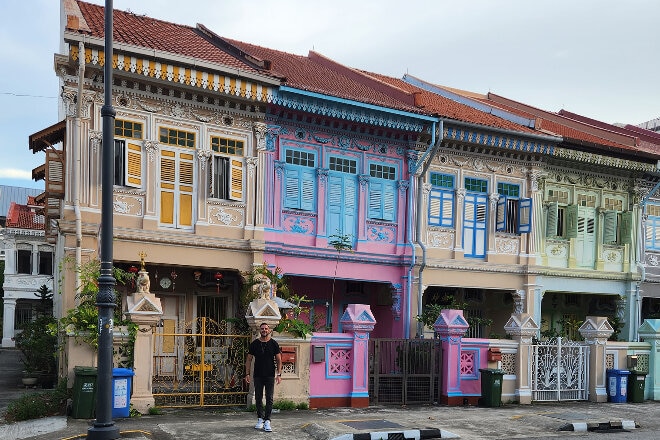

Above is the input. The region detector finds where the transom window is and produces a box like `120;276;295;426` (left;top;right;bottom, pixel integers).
497;182;520;197
604;197;624;211
465;177;487;193
369;164;395;180
211;137;243;155
577;193;597;207
115;119;143;139
430;173;454;188
649;205;660;217
285;150;315;167
159;127;195;147
547;188;569;204
330;157;357;174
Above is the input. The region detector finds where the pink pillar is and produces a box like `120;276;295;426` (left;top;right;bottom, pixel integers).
434;309;469;405
341;304;376;407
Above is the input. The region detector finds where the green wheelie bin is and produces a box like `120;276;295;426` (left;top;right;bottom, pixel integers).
479;368;504;407
72;366;97;419
628;371;647;403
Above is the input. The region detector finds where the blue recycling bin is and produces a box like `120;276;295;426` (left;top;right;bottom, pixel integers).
606;369;630;403
112;368;134;418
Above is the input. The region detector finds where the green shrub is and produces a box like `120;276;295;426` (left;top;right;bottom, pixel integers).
4;381;68;422
295;402;309;410
148;406;163;415
272;399;296;410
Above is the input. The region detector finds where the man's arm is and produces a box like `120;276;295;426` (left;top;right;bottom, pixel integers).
275;352;282;383
245;353;253;383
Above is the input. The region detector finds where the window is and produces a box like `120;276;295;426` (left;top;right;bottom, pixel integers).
38;248;53;276
428;172;454;227
465;177;487;193
496;182;531;234
16;248;31;274
329;157;357;174
283;149;316;211
159;127;195;147
647;204;660;251
114;119;143;188
463;177;488;258
160;149;195;229
368;163;396;221
603;196;631;245
210;137;243;201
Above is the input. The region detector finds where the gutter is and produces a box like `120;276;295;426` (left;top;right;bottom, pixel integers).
74;41;85;294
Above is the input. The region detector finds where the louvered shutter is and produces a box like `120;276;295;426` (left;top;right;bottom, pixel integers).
546;202;558;238
383;182;395;222
179;152;194;227
603;210;618;243
429;189;441;226
160;151;176;226
565;204;579;239
283;167;300;209
300;168;315;211
619;211;633;245
496;196;507;231
368;181;383;219
518;198;532;233
229;158;243;201
125;141;142;188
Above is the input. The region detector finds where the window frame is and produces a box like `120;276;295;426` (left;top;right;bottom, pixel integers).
283;148;317;211
367;162;397;222
209;135;245;201
428;172;455;227
113;119;144;188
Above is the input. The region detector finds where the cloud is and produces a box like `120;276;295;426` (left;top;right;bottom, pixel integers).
0;169;33;180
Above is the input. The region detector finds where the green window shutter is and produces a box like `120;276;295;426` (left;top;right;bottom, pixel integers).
566;204;579;239
619;211;633;245
603;210;618;243
546;202;558;238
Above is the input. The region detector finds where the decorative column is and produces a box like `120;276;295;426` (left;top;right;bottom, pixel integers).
434;309;469;405
579;316;614;402
340;304;376;408
453;189;466;258
504;313;539;404
486;192;499;259
125;259;163;413
2;298;17;347
638;319;660;400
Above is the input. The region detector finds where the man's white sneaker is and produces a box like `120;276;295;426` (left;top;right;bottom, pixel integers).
254;418;264;429
263;420;272;432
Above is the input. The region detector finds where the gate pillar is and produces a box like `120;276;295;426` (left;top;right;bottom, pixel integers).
579;316;614;402
637;319;660;400
341;304;376;408
434;309;469;405
126;265;163;413
504;313;539;404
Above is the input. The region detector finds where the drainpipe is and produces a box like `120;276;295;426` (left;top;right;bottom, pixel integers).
407;120;443;338
634;177;660;340
74;41;85;293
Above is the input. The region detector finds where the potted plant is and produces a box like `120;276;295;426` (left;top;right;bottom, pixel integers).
15;315;58;387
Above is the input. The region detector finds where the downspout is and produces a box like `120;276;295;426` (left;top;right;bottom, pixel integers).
407;120;443;338
74;41;85;293
634;177;660;340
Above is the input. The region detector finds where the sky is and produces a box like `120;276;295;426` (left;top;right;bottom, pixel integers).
1;0;659;190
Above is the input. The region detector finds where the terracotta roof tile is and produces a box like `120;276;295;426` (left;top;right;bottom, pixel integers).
75;1;264;74
6;202;45;230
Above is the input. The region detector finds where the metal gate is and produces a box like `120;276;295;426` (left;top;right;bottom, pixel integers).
369;338;442;405
531;337;589;401
152;317;250;407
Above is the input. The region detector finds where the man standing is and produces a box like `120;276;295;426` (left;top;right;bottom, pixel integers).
245;322;282;432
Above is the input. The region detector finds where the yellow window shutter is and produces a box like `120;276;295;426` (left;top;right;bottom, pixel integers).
179;153;194;226
230;158;243;201
125;142;142;188
160;152;176;225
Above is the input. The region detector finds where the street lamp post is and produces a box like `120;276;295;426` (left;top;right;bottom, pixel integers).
87;1;119;439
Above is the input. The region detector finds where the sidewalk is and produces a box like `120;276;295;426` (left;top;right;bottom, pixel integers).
4;400;660;440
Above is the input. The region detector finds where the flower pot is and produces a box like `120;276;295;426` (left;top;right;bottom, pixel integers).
22;377;38;386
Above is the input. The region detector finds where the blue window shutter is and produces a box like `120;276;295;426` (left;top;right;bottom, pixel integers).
496;196;507;231
518;198;532;233
344;178;357;237
283;167;301;209
300;168;316;211
368;181;383;219
429;189;454;227
383;181;396;221
429;189;441;226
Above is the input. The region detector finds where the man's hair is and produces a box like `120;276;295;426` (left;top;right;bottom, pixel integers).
260;322;269;328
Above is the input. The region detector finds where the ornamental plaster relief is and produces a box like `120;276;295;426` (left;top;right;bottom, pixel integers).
3;275;52;291
546;240;568;258
427;230;454;248
545;168;631;192
113;194;144;216
495;236;520;255
601;246;623;264
207;204;244;226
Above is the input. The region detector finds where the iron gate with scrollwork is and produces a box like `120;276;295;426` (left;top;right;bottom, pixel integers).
152;317;250;407
531;337;589;401
369;338;442;405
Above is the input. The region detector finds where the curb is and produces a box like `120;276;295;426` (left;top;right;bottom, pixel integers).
330;428;460;439
559;420;637;432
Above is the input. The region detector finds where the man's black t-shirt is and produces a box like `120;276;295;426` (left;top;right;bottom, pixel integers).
248;338;281;378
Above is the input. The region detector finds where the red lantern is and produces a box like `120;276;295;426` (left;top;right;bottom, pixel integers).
128;265;138;288
215;272;223;294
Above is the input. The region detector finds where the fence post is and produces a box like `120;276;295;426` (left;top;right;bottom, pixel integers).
434;309;469;405
579;316;614;403
340;304;376;407
504;313;539;404
638;319;660;400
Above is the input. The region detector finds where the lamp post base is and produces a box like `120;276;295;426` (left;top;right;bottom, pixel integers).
87;424;120;440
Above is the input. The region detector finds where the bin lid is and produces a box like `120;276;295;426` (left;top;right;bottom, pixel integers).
479;368;505;374
606;369;631;375
112;367;135;376
74;366;98;375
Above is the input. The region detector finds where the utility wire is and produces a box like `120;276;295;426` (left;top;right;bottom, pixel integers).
1;92;57;99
